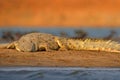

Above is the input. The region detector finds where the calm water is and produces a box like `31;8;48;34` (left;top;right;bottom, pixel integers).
0;67;120;80
0;27;120;38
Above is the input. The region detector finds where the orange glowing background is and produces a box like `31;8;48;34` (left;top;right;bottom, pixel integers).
1;0;120;27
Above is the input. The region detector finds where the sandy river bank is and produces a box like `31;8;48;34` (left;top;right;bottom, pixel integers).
0;49;120;67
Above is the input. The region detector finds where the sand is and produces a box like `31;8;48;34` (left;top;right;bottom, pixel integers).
0;49;120;67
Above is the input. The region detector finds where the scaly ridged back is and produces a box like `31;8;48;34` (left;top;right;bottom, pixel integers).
57;38;120;52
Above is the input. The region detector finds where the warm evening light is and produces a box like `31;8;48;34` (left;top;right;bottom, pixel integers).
1;0;120;27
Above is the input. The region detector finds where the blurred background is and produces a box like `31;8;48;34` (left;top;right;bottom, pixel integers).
0;0;120;42
1;0;120;27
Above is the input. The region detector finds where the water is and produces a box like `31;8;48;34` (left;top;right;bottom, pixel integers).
0;27;120;38
0;67;120;80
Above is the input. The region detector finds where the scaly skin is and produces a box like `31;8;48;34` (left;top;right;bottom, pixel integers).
0;32;120;53
0;33;59;52
55;37;120;53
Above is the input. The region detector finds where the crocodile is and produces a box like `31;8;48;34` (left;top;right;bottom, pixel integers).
0;32;120;53
0;33;59;52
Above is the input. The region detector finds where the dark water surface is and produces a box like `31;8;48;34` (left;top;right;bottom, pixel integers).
0;67;120;80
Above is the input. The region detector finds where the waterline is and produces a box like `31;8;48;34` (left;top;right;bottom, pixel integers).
0;67;120;71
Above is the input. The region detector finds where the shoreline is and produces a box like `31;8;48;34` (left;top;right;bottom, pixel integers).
0;49;120;67
1;67;120;71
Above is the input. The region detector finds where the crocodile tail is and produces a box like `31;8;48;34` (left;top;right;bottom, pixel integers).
66;39;120;53
0;41;16;49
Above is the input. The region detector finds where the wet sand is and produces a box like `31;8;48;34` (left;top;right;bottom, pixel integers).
0;49;120;67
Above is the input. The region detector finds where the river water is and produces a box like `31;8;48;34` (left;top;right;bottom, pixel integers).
0;67;120;80
0;27;120;38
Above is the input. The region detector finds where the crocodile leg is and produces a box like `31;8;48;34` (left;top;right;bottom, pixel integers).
7;41;16;49
39;43;54;51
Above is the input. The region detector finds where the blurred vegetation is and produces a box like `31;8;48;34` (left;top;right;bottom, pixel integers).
0;29;120;43
59;31;69;37
1;31;23;41
103;30;117;40
59;29;88;39
72;29;88;39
